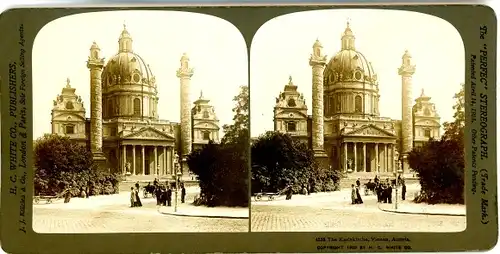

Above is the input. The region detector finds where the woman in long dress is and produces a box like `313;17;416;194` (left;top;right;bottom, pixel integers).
134;187;142;207
130;187;137;207
355;185;363;204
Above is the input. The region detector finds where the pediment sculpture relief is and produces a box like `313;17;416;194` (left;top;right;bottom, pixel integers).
134;129;166;139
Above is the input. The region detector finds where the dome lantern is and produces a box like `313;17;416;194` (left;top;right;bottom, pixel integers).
118;24;133;53
341;19;355;50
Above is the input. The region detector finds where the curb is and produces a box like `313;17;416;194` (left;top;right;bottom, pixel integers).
157;207;249;219
377;204;466;217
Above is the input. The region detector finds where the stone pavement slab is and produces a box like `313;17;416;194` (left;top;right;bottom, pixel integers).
158;205;249;219
378;201;466;216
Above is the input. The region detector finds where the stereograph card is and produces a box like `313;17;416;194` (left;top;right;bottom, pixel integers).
0;3;497;253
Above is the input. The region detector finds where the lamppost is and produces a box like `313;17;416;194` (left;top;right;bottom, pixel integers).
173;154;180;212
395;160;402;210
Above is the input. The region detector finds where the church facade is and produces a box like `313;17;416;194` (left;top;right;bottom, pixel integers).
50;26;220;177
273;22;440;175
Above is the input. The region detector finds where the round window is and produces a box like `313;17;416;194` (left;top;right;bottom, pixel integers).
354;71;362;80
133;73;141;83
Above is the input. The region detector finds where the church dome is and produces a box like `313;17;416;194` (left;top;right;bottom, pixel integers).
324;22;378;84
102;51;154;86
101;25;155;87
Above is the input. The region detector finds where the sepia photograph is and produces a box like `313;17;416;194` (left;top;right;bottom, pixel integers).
31;10;249;233
250;9;466;232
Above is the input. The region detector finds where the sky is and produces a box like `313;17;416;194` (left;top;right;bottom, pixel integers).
32;10;248;139
250;9;465;137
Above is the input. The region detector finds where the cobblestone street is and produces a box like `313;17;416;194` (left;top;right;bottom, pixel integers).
33;188;248;233
251;187;466;232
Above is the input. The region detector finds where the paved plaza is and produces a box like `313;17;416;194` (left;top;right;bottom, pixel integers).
33;186;248;233
251;185;466;232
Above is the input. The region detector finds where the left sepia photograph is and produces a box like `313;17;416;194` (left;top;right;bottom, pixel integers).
31;10;249;233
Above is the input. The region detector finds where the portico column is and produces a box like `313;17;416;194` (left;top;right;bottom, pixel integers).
391;144;396;173
154;146;158;176
167;147;172;175
353;142;357;172
132;145;136;175
384;144;387;172
362;143;366;172
163;146;167;176
375;143;379;173
122;145;126;175
343;142;348;172
141;145;145;176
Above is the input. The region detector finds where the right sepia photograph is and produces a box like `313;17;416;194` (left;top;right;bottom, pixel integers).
250;9;466;232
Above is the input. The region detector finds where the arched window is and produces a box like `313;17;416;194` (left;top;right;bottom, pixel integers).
287;122;297;132
65;101;74;110
354;95;362;113
287;98;296;107
133;98;141;116
65;125;75;134
203;111;209;118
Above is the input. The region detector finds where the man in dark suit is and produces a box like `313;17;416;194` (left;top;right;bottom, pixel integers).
166;186;172;206
181;184;186;203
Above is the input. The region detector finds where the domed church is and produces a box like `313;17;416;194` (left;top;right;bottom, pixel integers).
273;22;441;175
50;25;220;177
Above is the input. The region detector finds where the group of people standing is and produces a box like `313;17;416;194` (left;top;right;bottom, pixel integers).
351;175;407;205
129;179;187;208
374;175;407;203
151;178;187;207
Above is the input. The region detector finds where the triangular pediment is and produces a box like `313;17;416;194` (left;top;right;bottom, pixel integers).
344;124;395;137
123;127;175;140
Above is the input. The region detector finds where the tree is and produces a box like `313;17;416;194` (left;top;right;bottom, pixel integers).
442;83;465;144
221;85;249;145
187;85;249;207
408;84;465;204
251;131;315;194
408;138;464;204
34;134;122;197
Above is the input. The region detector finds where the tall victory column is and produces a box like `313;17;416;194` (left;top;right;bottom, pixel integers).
398;50;415;172
86;41;107;167
176;53;194;174
309;39;328;165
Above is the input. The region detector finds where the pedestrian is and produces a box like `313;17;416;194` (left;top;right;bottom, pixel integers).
356;178;361;187
351;184;356;204
161;186;167;206
285;185;293;200
374;175;379;185
166;186;172;206
402;181;407;201
153;178;158;186
387;183;393;204
181;184;186;203
135;181;140;191
355;185;363;204
155;186;162;206
382;183;388;203
134;187;142;207
130;187;136;207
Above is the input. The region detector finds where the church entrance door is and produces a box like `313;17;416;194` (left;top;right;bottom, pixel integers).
145;159;150;175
